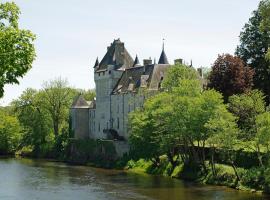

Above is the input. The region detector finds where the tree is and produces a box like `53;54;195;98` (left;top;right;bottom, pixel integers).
260;0;270;60
228;90;266;140
236;3;270;103
81;89;96;101
208;54;254;102
0;108;22;154
0;2;36;97
205;106;239;182
12;88;52;156
162;63;200;91
40;78;76;137
255;112;270;167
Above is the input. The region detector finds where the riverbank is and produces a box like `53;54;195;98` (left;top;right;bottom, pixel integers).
123;157;268;195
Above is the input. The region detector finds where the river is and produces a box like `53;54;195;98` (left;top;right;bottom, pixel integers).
0;158;268;200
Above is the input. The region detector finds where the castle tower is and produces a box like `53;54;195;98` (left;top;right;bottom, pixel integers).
93;39;134;138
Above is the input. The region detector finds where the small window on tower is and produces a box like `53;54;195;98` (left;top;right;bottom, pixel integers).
109;70;111;74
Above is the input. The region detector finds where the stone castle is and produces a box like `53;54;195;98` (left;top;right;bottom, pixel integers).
70;39;176;142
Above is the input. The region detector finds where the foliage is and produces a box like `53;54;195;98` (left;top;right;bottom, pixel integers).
228;90;266;140
40;78;77;136
254;112;270;166
0;109;22;154
162;63;200;91
208;54;254;102
259;0;270;61
80;89;96;101
12;78;82;157
12;88;53;156
0;2;36;97
129;64;233;170
236;3;270;103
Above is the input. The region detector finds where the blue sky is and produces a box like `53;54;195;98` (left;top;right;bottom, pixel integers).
0;0;261;105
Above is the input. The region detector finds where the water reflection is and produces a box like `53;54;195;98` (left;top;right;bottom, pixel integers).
0;158;268;200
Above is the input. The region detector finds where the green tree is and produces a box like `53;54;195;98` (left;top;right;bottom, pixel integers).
0;2;36;97
80;89;96;101
129;92;173;166
40;78;76;137
0;109;22;154
260;0;270;60
12;88;52;156
255;112;270;166
228;90;266;140
162;63;200;91
205;106;239;182
236;2;270;103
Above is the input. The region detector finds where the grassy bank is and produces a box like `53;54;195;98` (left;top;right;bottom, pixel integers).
124;156;270;194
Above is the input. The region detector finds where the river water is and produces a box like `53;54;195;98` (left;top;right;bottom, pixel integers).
0;158;268;200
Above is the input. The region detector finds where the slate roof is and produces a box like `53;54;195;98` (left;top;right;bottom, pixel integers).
112;64;170;94
158;49;169;64
71;95;96;109
71;95;89;108
96;39;134;72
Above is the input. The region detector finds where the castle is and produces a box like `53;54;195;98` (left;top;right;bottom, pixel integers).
70;39;174;142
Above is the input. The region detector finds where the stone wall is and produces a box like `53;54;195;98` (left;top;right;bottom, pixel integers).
71;108;89;139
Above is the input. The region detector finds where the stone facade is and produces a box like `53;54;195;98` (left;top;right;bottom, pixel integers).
71;39;171;143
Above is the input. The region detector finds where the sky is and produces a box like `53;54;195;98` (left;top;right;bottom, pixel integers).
0;0;261;105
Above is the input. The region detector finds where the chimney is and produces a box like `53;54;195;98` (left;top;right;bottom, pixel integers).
143;58;152;66
174;58;183;65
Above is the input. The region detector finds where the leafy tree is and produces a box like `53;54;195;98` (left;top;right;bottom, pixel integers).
260;0;270;60
129;92;174;166
40;78;76;137
205;106;239;181
255;112;270;167
0;2;36;97
12;88;52;156
0;109;22;154
236;3;270;103
228;90;266;140
162;63;200;91
208;54;254;102
81;89;96;101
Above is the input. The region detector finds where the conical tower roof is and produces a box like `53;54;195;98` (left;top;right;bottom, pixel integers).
133;55;140;67
158;41;169;64
93;57;99;68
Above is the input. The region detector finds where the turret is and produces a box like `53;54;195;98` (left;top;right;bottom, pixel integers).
133;55;140;67
158;40;169;64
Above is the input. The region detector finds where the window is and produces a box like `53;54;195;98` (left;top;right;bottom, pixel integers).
98;123;100;132
109;70;111;74
117;105;119;113
117;118;119;129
